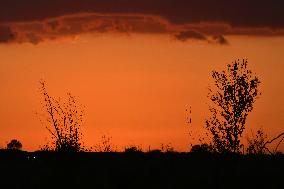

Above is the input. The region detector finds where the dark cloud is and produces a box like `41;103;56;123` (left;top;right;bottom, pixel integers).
0;25;15;42
174;30;229;45
0;0;283;28
0;0;283;44
47;20;60;30
211;35;229;45
1;14;169;44
25;32;43;44
174;30;207;42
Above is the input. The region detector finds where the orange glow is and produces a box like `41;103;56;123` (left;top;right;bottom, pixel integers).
0;34;284;151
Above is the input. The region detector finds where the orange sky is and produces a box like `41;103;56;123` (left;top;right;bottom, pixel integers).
0;33;283;151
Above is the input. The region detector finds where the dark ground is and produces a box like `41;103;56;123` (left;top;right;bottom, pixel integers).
0;150;283;189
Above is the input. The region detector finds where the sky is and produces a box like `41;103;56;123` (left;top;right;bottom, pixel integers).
0;0;284;151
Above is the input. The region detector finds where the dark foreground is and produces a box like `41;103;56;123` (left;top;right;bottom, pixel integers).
0;150;283;189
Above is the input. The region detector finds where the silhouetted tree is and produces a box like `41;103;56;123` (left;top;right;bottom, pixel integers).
206;59;261;153
39;81;85;152
7;139;22;150
94;135;117;152
246;128;267;155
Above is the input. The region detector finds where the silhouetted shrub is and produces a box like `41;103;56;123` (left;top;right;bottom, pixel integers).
191;144;213;154
124;145;143;153
94;135;117;152
246;129;284;155
160;143;175;153
39;143;54;152
7;139;22;150
274;151;283;156
149;149;162;153
39;81;85;152
246;128;267;155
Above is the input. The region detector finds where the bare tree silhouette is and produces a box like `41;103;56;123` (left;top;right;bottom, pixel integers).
206;59;261;153
39;80;85;152
263;132;284;154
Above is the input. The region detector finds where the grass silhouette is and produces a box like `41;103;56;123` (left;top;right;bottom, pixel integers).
0;150;283;189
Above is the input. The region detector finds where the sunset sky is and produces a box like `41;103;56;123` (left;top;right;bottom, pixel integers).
0;0;284;151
